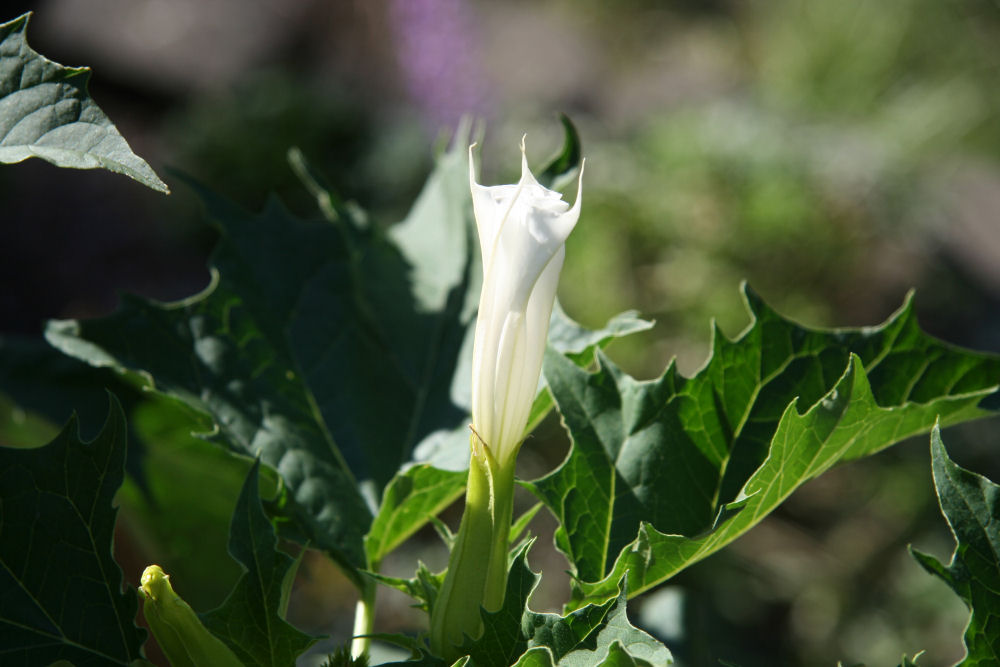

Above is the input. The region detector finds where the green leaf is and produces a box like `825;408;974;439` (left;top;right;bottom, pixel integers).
510;503;544;546
537;114;582;191
366;561;444;615
45;134;651;575
0;396;147;665
455;543;539;667
365;464;467;567
555;590;671;667
511;647;557;667
200;460;316;667
0;334;144;442
528;285;1000;607
910;427;1000;666
451;545;671;667
0;13;168;192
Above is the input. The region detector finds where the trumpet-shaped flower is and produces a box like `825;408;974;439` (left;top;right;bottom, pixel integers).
430;141;584;658
469;140;583;466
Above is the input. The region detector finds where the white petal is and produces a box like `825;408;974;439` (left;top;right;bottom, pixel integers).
468;140;584;465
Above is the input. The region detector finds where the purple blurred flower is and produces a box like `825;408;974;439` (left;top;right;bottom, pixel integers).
388;0;492;129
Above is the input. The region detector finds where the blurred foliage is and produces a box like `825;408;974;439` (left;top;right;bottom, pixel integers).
162;72;433;221
552;0;1000;665
560;0;1000;379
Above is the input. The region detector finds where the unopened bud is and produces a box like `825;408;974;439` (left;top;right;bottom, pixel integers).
140;565;243;667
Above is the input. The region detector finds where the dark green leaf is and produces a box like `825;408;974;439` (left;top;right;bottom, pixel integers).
519;305;653;441
0;335;146;442
528;285;1000;607
522;591;617;662
0;396;146;666
911;427;1000;666
46;136;651;575
537;114;582;191
456;543;538;667
118;396;251;608
320;645;370;667
0;13;168;192
200;461;316;667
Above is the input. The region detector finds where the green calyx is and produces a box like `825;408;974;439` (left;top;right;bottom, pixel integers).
429;434;517;660
140;565;244;667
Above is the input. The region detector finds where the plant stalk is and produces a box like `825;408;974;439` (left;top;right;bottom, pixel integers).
429;434;516;660
350;579;376;660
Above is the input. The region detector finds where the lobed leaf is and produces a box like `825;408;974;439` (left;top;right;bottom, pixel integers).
528;285;1000;607
0;397;147;666
448;545;672;667
911;427;1000;666
200;461;316;667
0;13;168;192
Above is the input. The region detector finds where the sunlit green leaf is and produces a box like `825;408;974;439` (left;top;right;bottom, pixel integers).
0;13;168;192
911;427;1000;666
365;464;466;567
529;285;1000;607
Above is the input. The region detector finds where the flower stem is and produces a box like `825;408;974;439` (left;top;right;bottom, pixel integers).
429;435;516;659
350;579;376;660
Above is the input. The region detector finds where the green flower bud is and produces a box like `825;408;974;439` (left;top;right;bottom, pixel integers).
139;565;243;667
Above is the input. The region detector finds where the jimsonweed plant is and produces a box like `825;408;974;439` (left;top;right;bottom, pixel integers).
1;12;1000;667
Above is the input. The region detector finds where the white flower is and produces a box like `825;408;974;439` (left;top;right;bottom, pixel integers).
469;139;583;466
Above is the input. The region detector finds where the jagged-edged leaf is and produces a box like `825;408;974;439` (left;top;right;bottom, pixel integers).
367;561;445;616
450;546;671;667
454;543;539;667
555;590;671;666
0;13;168;192
201;461;316;667
911;427;1000;666
46;133;651;576
46;142;473;575
511;503;544;546
0;396;147;666
528;285;1000;607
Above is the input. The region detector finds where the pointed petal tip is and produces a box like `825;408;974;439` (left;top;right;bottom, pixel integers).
520;138;531;177
469;143;480;187
571;158;586;210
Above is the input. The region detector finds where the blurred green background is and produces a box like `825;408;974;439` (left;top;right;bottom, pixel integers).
3;0;1000;665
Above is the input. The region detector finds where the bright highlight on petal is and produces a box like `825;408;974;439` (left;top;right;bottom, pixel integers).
469;139;584;466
